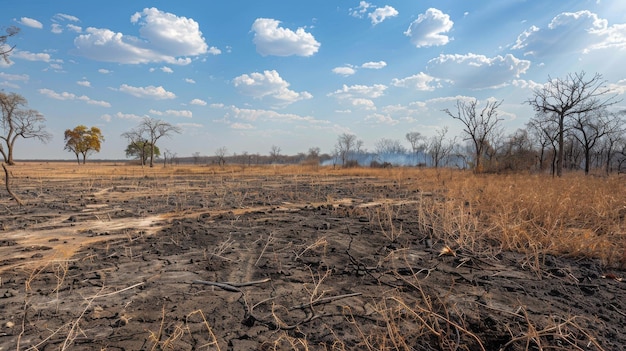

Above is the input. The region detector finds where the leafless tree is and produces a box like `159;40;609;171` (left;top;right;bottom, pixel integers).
215;146;228;166
335;133;358;166
269;145;281;164
443;99;503;173
406;131;425;165
374;138;406;155
569;108;620;174
427;126;454;168
526;71;619;176
0;92;51;165
1;26;20;63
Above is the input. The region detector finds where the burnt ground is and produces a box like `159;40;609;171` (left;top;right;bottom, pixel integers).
0;165;624;350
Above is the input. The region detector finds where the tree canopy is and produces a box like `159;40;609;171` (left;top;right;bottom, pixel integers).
64;125;104;164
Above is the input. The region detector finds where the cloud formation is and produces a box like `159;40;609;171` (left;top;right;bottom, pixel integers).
427;53;530;89
74;7;209;64
233;70;312;106
118;84;176;99
38;88;111;107
19;17;43;29
405;8;454;48
251;18;320;57
391;72;440;91
368;6;399;25
512;10;626;56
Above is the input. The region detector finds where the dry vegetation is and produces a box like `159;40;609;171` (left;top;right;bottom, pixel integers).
0;162;624;350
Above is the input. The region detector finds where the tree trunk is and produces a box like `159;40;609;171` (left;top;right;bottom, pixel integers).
2;163;24;206
556;115;565;177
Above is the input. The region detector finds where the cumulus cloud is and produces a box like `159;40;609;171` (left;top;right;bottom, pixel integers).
19;17;43;29
51;24;63;34
74;7;208;64
51;13;81;34
214;104;327;125
233;70;312;106
231;122;254;130
391;72;441;91
251;18;320;57
426;53;530;89
0;72;29;82
98;68;111;74
332;66;356;76
118;84;176;99
13;50;51;62
190;98;207;105
150;109;192;118
66;24;82;33
405;8;454;48
365;113;399;125
77;80;91;87
512;10;626;56
160;66;173;73
368;5;398;25
328;84;387;110
185;78;196;84
362;61;386;69
38;88;111;107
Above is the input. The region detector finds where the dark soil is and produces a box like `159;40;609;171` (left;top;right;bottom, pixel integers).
0;169;624;350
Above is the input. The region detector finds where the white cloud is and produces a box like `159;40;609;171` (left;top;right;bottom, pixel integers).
350;1;372;19
328;84;387;110
0;72;29;82
38;88;111;107
513;10;626;56
160;66;173;73
362;61;386;69
207;47;221;55
150;109;192;118
19;17;43;29
74;7;208;64
77;80;91;87
332;66;356;76
100;114;112;122
216;104;328;125
118;84;176;99
114;112;145;120
233;70;312;106
405;8;454;48
54;13;80;22
190;98;207;105
98;68;111;74
607;79;626;95
365;113;399;125
391;72;440;91
427;53;530;89
67;24;82;33
51;24;63;34
185;78;196;84
251;18;320;57
231;122;254;130
13;50;51;62
329;84;387;100
368;5;398;25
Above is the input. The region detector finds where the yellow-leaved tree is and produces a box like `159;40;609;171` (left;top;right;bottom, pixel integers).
64;125;105;164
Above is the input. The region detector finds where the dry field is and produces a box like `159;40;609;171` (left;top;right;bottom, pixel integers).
0;162;624;350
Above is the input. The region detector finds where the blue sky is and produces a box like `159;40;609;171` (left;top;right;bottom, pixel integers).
1;0;625;160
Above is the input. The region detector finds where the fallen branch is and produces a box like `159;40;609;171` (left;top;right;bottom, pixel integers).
289;292;362;311
2;163;24;206
192;278;271;292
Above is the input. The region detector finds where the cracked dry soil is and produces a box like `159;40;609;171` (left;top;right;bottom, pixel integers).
0;164;624;350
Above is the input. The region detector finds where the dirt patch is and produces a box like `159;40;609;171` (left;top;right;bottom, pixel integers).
0;165;624;350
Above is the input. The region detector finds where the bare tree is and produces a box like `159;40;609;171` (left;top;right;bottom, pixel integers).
0;92;51;165
443;99;503;173
526;71;619;177
215;146;228;166
335;133;358;166
269;145;281;164
1;26;20;63
375;138;406;155
569;108;618;174
406;131;425;165
124;118;181;167
427;126;454;168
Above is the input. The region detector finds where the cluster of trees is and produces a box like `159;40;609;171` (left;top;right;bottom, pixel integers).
330;71;625;176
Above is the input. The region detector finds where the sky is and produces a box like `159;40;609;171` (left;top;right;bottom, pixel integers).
1;0;626;160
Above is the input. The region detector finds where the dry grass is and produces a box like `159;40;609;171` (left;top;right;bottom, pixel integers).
3;162;624;350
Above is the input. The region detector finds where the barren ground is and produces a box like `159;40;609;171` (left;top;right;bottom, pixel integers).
0;163;624;351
